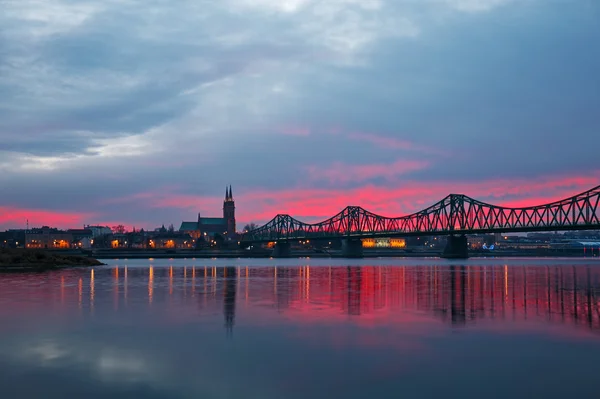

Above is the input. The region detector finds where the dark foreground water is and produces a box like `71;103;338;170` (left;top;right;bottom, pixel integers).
1;258;600;398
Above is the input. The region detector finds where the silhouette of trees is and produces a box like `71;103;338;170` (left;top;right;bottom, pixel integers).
92;234;111;248
213;233;225;248
112;225;126;234
195;235;206;249
243;223;258;232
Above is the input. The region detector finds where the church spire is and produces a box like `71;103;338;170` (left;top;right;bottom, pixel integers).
224;185;234;202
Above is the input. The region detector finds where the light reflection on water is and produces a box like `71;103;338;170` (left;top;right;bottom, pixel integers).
0;258;600;398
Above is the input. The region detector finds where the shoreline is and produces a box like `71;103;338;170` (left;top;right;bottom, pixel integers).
0;263;101;273
1;248;592;271
0;248;105;272
91;250;593;260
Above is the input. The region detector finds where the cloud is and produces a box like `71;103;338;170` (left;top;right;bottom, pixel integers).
307;159;430;184
0;0;599;230
447;0;515;13
2;0;102;38
76;171;599;229
0;207;93;229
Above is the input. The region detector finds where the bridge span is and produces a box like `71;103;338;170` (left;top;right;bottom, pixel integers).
241;184;600;258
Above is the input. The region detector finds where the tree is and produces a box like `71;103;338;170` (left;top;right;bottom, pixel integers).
195;234;206;249
112;225;126;234
168;224;175;233
243;223;259;233
93;234;111;248
213;233;225;248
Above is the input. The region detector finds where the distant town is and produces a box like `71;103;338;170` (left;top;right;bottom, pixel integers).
1;186;241;251
2;186;600;257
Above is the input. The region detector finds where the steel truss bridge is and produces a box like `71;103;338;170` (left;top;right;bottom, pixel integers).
242;185;600;243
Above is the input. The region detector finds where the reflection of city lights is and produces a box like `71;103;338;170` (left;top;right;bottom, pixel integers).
148;267;154;304
60;276;65;304
27;265;597;336
78;278;82;309
306;266;310;301
90;269;95;312
504;265;508;299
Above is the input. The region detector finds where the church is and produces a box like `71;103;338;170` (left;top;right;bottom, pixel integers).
179;186;236;241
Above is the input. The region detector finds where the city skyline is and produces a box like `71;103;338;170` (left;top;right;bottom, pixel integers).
2;1;600;230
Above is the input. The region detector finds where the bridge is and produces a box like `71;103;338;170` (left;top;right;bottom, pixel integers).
241;184;600;258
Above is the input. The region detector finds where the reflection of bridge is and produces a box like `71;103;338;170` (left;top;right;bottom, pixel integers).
178;265;600;333
242;185;600;258
257;265;600;331
6;265;597;336
108;265;600;334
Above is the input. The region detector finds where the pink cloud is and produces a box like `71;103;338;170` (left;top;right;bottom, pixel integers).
0;207;95;230
104;171;600;227
346;132;415;150
306;159;430;183
277;125;443;155
345;131;448;155
131;172;597;226
5;172;597;231
234;172;600;223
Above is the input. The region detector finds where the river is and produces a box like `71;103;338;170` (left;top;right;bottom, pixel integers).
1;258;600;398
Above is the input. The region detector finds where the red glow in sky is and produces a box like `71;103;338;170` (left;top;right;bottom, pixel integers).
0;207;93;230
1;172;598;230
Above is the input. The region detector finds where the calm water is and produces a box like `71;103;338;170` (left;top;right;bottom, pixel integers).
1;258;600;398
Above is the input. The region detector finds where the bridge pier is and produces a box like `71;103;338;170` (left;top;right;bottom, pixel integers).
342;238;364;258
272;242;292;258
442;235;469;259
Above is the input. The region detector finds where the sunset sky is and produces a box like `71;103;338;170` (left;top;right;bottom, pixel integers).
1;0;599;230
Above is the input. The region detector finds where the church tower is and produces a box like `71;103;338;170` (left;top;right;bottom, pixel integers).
223;185;236;239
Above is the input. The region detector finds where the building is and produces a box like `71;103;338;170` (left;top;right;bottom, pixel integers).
25;226;72;249
179;186;237;241
148;232;193;249
67;229;94;249
494;232;502;244
0;230;26;248
467;236;486;249
361;238;406;248
84;225;112;237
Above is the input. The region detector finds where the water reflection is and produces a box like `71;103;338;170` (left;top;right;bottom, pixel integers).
1;264;599;334
1;263;600;398
224;267;236;335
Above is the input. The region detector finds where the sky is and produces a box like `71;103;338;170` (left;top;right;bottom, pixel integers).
1;0;600;231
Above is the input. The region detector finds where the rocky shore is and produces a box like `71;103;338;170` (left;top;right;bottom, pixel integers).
0;248;104;272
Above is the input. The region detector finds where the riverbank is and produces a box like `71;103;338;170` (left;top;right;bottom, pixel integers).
2;248;590;264
0;249;104;272
88;248;592;259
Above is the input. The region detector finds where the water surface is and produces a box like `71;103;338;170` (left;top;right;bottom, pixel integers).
1;258;600;398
